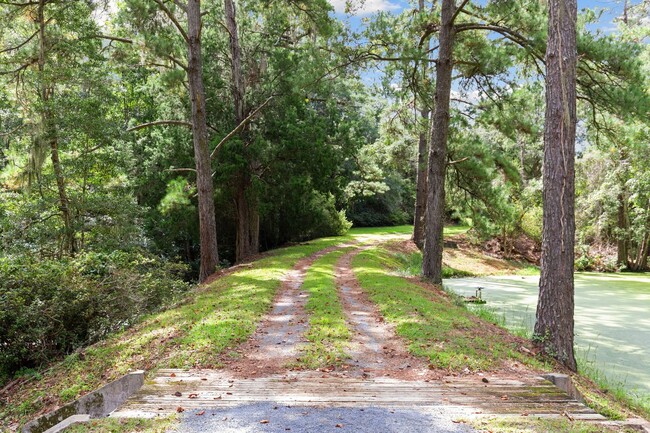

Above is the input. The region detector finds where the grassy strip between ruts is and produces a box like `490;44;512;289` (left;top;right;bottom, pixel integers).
296;248;354;369
352;245;543;371
2;228;411;430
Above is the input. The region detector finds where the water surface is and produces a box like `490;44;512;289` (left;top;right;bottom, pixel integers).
443;273;650;395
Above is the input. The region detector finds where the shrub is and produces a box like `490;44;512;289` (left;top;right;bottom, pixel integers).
346;176;413;227
520;205;543;243
0;251;189;383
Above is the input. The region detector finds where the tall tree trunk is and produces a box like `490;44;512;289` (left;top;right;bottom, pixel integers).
518;135;526;186
534;0;578;371
632;205;650;271
413;109;429;250
617;191;629;267
187;0;219;282
38;0;75;256
225;0;259;262
225;0;245;123
412;0;429;250
235;172;260;261
422;0;455;283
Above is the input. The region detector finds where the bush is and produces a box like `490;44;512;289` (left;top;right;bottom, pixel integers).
520;205;543;243
346;176;413;227
574;244;622;272
306;193;352;238
0;251;189;383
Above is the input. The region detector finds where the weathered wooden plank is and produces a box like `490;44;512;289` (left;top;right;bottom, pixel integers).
113;370;603;423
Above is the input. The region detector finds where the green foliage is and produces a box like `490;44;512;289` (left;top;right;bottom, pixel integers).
575;245;622;273
346;175;413;227
0;251;189;382
158;177;195;215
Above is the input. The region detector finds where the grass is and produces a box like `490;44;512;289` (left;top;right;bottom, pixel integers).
62;416;178;432
352;245;539;371
572;354;650;421
297;248;354;368
470;417;639;432
7;224;646;431
3;229;407;430
3;226;412;430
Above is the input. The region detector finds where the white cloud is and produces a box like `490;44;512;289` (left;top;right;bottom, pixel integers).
329;0;401;16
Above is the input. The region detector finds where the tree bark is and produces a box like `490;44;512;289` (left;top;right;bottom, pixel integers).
187;0;219;282
412;0;429;251
225;0;245;124
617;191;629;267
534;0;578;371
631;205;650;271
413;109;429;250
518;135;526;186
422;0;455;283
225;0;259;262
38;0;75;256
235;171;260;262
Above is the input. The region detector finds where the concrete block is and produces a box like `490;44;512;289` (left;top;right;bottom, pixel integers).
42;415;90;433
23;371;144;433
541;373;584;403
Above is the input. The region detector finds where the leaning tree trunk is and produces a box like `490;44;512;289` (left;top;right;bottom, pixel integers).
534;0;578;371
413;110;429;250
187;0;219;282
422;0;455;283
225;0;259;262
38;0;75;256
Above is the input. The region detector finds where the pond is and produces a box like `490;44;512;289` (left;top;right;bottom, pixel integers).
443;273;650;396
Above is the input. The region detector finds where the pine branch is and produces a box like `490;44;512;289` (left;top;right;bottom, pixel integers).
0;29;39;54
126;120;192;132
152;0;189;44
93;34;133;44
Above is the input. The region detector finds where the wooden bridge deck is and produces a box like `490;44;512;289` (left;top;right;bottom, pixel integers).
111;369;606;421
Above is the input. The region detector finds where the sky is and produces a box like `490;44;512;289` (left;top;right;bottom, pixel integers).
329;0;630;32
329;0;639;93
